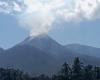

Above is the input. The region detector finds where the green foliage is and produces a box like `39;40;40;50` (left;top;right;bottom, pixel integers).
71;57;83;80
83;65;94;80
52;57;100;80
0;57;100;80
58;62;71;80
94;67;100;80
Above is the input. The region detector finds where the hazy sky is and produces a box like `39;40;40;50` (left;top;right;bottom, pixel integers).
0;0;100;49
0;14;100;49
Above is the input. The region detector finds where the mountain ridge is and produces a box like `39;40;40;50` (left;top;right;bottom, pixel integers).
65;43;100;58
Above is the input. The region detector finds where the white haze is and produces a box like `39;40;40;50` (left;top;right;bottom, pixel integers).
0;0;100;37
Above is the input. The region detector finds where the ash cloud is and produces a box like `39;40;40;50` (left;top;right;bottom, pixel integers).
0;0;100;37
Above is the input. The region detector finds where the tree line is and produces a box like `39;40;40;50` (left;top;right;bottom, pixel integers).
0;57;100;80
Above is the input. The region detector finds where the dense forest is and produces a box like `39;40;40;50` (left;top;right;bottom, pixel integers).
0;57;100;80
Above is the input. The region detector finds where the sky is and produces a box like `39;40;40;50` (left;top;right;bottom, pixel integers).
0;0;100;49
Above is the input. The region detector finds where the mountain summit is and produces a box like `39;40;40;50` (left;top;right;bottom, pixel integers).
20;35;65;55
0;35;100;75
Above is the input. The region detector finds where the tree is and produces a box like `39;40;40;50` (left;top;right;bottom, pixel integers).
52;62;71;80
38;74;51;80
59;62;71;80
71;57;83;80
83;65;94;80
94;67;100;80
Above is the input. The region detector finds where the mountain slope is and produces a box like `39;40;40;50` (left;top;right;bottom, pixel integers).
0;48;4;53
0;36;100;75
20;35;68;55
20;35;100;65
65;44;100;58
0;45;57;75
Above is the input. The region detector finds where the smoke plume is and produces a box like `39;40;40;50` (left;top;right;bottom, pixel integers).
0;0;100;36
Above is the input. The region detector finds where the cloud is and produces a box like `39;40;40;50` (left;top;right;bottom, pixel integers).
0;1;22;14
75;0;99;20
0;0;100;37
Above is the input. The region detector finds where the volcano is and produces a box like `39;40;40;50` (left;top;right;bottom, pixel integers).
0;35;100;75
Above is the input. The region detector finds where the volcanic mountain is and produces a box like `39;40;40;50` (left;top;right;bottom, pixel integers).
0;35;100;75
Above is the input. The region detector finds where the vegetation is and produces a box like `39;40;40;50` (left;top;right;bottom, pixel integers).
0;57;100;80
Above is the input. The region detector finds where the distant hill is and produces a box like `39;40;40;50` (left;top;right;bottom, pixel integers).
0;35;100;75
65;44;100;58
